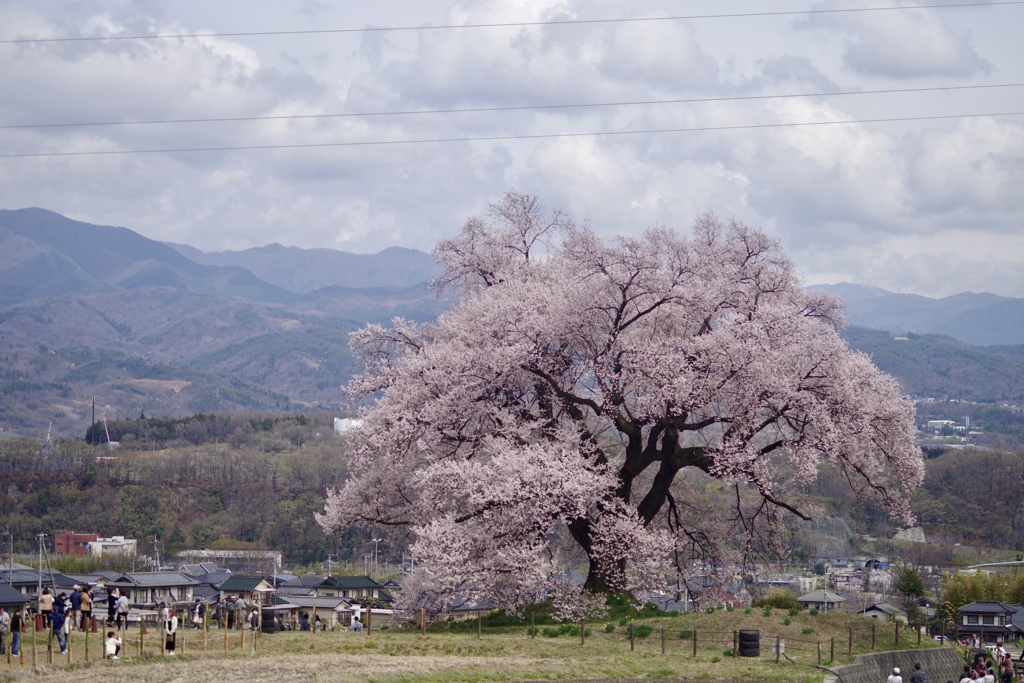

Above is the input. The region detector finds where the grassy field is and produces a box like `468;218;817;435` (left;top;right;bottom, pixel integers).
2;608;946;683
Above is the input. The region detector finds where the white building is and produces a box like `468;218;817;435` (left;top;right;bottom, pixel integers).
87;536;137;556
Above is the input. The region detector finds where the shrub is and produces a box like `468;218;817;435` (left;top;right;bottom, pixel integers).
743;608;752;615
753;590;801;611
723;649;734;657
782;618;791;626
630;624;654;638
762;607;773;617
618;617;628;627
802;627;814;635
788;608;799;616
711;656;721;663
541;627;562;638
726;605;734;612
679;630;694;640
809;608;819;616
706;607;716;614
605;623;616;633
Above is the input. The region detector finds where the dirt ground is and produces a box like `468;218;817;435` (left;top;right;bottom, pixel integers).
3;652;597;683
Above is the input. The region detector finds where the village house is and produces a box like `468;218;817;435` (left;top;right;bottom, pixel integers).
796;589;846;612
105;571;200;606
218;575;276;605
857;602;906;623
957;601;1024;645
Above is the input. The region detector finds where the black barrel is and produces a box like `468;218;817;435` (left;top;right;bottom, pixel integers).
738;629;760;657
260;610;278;633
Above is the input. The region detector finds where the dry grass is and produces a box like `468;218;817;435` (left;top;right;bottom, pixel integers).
2;609;942;683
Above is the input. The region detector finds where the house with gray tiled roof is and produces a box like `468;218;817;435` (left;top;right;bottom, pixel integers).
858;602;906;623
105;571;199;606
218;575;276;604
958;601;1024;645
797;589;846;612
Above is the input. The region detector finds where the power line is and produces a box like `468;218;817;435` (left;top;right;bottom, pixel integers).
3;2;1020;44
2;111;1020;159
4;83;1021;131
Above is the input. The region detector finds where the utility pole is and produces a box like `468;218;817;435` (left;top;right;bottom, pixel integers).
37;533;46;607
372;538;382;582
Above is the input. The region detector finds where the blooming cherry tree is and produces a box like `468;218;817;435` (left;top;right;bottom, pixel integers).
318;192;923;611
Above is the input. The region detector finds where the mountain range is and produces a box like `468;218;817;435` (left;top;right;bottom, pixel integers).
809;283;1024;347
1;207;1022;439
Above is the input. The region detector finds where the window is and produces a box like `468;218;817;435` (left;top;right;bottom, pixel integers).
983;616;994;625
967;615;979;625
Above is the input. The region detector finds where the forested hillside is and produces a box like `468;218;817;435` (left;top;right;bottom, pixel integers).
0;413;391;566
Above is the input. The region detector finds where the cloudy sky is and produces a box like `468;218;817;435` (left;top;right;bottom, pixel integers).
1;0;1022;297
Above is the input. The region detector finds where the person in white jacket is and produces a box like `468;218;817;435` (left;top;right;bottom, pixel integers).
164;609;178;655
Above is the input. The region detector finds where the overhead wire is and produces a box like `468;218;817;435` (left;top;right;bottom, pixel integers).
2;2;1021;44
3;83;1022;130
2;111;1021;159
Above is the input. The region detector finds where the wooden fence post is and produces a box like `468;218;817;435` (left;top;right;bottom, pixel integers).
895;620;899;648
661;628;666;655
84;626;89;662
871;621;876;650
733;630;737;658
477;613;481;640
830;636;835;663
630;622;635;652
775;634;780;664
421;608;426;636
203;609;208;654
917;624;921;646
367;608;372;634
139;619;144;658
693;628;697;658
849;626;853;655
223;619;228;652
818;640;822;665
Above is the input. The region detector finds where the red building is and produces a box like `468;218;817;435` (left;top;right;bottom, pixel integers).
54;530;98;556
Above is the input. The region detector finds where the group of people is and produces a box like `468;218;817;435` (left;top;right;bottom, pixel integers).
210;595;253;630
956;646;1019;683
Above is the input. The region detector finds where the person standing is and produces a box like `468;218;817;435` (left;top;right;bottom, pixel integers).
889;667;904;683
69;587;82;631
39;586;54;627
234;595;247;630
192;598;205;629
116;591;129;630
164;608;178;655
51;608;66;655
1000;654;1014;683
911;663;928;683
106;587;118;626
225;597;235;630
0;606;9;654
80;586;93;631
10;607;22;657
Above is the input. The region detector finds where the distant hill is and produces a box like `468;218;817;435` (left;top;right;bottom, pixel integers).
172;242;443;293
809;282;1024;346
0;208;442;438
841;327;1024;402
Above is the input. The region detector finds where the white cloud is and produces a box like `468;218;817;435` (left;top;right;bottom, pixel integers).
801;1;991;78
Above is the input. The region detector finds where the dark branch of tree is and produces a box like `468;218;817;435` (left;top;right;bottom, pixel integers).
519;364;601;416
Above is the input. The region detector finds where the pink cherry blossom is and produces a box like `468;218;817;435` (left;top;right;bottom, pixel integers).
318;192;923;612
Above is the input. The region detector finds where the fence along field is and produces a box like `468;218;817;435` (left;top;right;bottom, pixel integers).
6;605;951;683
